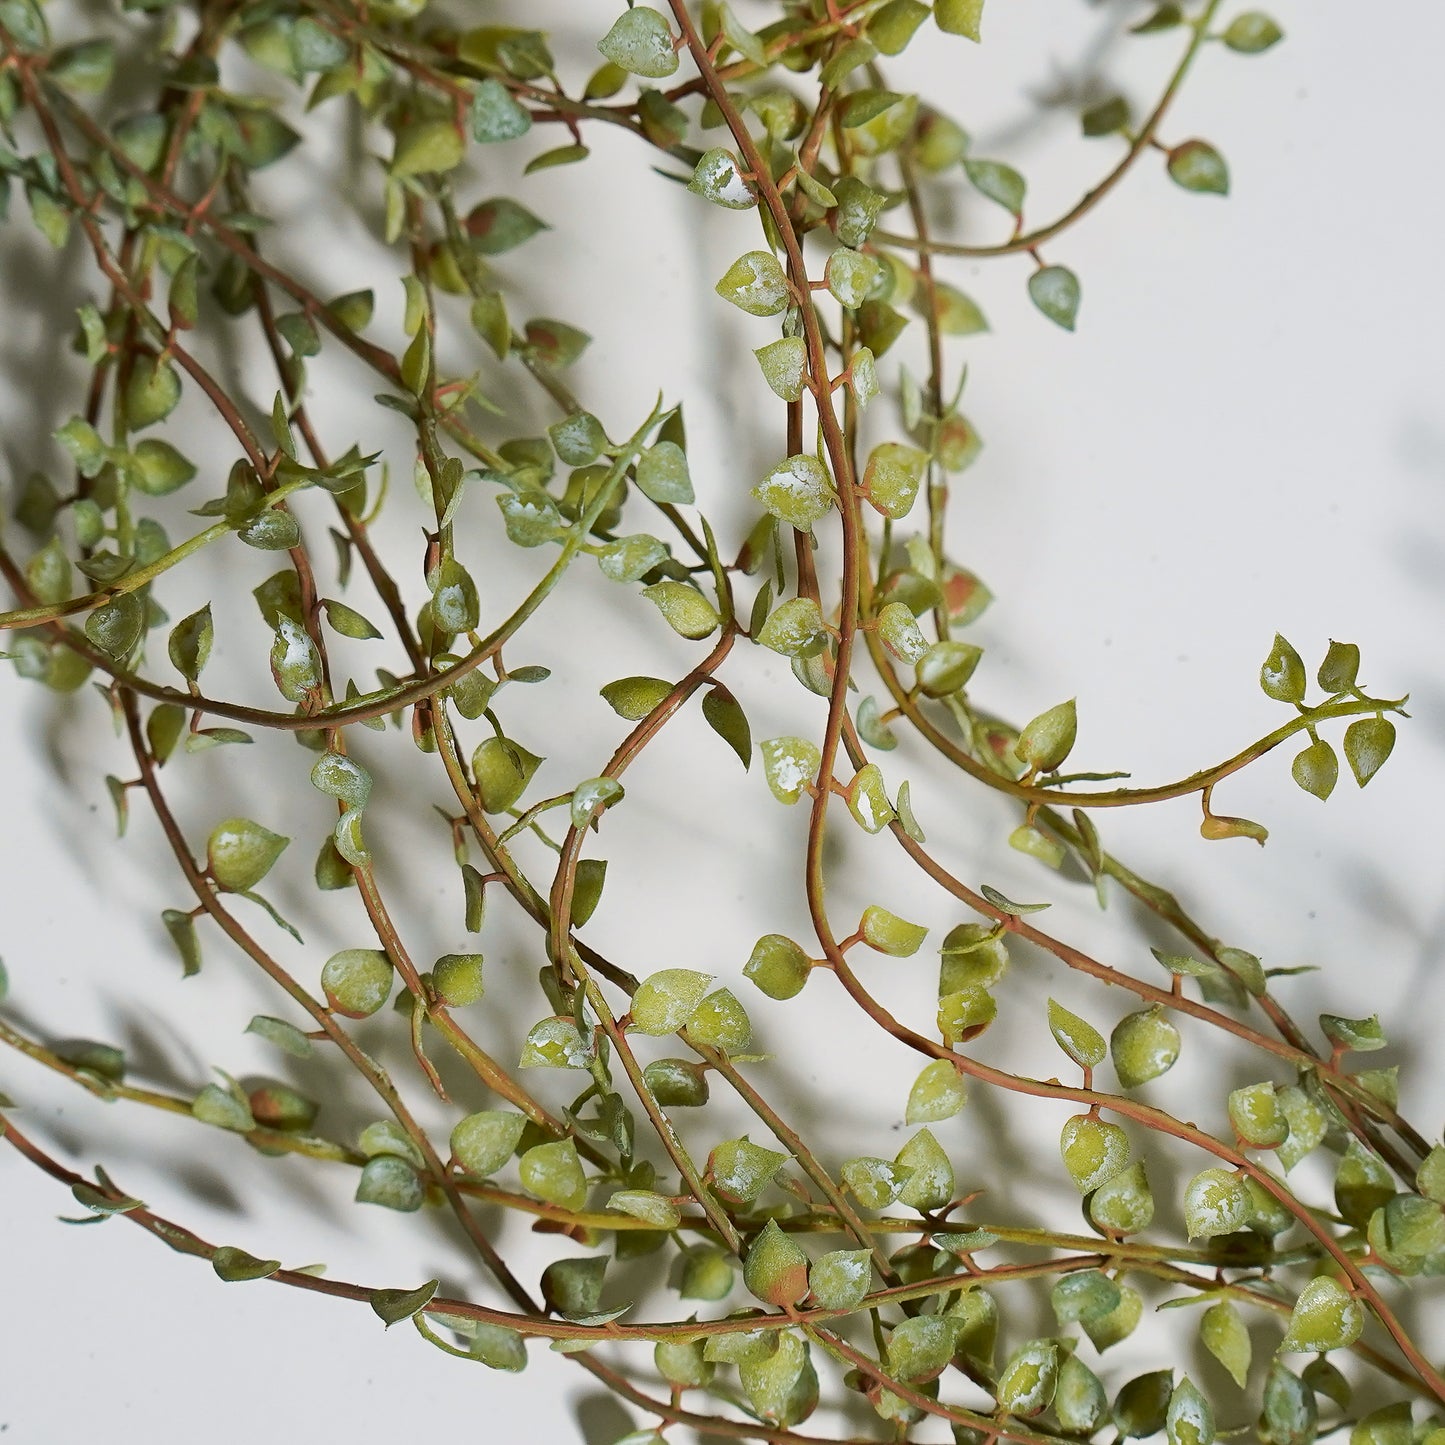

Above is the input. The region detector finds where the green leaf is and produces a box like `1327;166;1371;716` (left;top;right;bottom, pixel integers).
862;442;926;520
837;88;906;129
1319;1012;1385;1052
1052;1268;1122;1325
1261;1361;1316;1445
124;354;181;429
1028;265;1081;330
1089;1162;1155;1235
328;289;374;331
598;533;669;583
743;1219;809;1307
1060;1114;1130;1192
1115;1371;1174;1439
916;640;983;697
701;686;751;769
997;1341;1060;1416
1369;1193;1445;1270
359;1119;426;1168
69;1180;143;1215
607;1189;680;1230
132;438;196;495
162;909;201;978
1183;1167;1251;1238
518;1139;587;1211
689;148;756;209
320;948;394;1018
391;119;464;177
1417;1145;1445;1204
1292;738;1338;800
245;1015;313;1058
85;593;145;661
321;598;382;640
687;988;752;1053
1276;1085;1327;1171
311;752;371;808
1057;1355;1108;1433
275;311;319;357
1168;140;1229;195
631;968;714;1034
938;984;997;1045
1280;1277;1363;1353
761;736;820;804
1317;639;1359;692
212;1246;281;1282
207;817;288;892
57;417;108;477
946;1287;998;1369
465;197;549;255
597;7;678;78
935;0;984;39
888;1315;955;1384
240;509;302;551
193;1077;255;1133
825;247;882;309
710;1137;787;1205
846;764;897;834
541;1256;609;1321
269;617;321;701
50;38;115;92
1201;1298;1251;1387
809;1249;871;1310
1223;13;1282;52
370;1279;439;1327
472;736;544;812
635;440;693;504
1082;95;1131;137
571;776;624;829
744;934;811;1000
1350;1405;1414;1445
1017;698;1077;771
356;1154;425;1212
754;454;834;530
754;336;808;402
930;280;989;335
877;602;927;663
520;1018;592;1070
905;1058;965;1123
895;1127;953;1210
1132;3;1184;31
758;598;827;658
461;1320;527;1372
1111;1006;1181;1087
1048;998;1106;1069
450;1111;526;1177
601;676;673;720
980;883;1050;915
471;77;532;142
716;251;791;316
642;581;719;639
166;605;213;682
433;953;485;1007
1228;1083;1288;1148
842;1155;912;1208
860;904;926;956
1344;717;1395;786
964;157;1025;213
936;930;1005;999
869;0;930;54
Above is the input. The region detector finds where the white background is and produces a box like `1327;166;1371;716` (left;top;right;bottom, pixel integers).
3;2;1444;1441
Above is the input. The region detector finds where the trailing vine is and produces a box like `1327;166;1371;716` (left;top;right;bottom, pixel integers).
0;1;1438;1443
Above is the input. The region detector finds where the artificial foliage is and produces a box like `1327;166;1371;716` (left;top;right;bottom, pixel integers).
0;1;1440;1442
